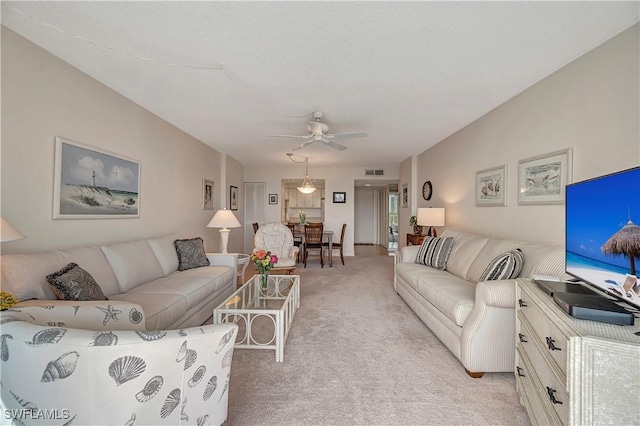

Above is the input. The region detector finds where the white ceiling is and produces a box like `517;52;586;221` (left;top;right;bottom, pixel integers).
2;1;638;168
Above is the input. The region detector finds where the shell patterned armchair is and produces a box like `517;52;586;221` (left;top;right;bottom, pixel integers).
0;302;238;426
253;222;299;270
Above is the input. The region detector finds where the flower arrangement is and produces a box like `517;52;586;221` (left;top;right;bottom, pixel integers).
251;249;278;274
0;291;18;310
298;210;307;225
251;249;278;289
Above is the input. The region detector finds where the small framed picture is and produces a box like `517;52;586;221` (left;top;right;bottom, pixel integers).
202;179;214;210
333;192;346;203
230;185;238;211
269;194;278;205
475;165;507;207
401;184;408;208
518;148;572;205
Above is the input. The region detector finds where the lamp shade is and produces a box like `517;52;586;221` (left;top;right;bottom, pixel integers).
417;208;445;227
206;209;241;229
0;217;26;242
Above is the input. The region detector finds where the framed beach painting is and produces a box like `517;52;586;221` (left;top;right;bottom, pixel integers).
333;192;346;203
475;165;507;207
230;185;238;210
203;179;214;210
518;148;572;205
53;137;140;219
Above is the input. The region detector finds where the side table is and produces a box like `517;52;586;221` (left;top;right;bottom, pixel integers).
235;253;250;287
406;234;425;246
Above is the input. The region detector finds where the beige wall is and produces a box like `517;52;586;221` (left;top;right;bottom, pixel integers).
405;24;639;246
224;155;244;253
1;27;243;253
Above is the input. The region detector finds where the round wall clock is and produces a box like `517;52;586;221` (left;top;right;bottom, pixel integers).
422;181;433;201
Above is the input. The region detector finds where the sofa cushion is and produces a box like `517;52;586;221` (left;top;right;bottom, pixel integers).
1;247;120;301
396;263;453;293
467;238;523;283
108;292;187;331
46;263;108;301
101;240;165;293
147;234;179;276
443;231;489;280
479;249;524;281
415;236;454;270
415;275;476;327
126;266;234;309
175;238;210;271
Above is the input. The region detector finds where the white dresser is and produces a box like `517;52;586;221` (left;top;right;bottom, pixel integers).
515;278;640;425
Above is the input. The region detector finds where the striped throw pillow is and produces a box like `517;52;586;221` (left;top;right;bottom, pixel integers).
415;236;455;270
479;248;524;281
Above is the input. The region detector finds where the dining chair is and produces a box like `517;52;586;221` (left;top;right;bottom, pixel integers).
303;223;324;268
252;222;259;234
324;223;346;265
286;223;302;262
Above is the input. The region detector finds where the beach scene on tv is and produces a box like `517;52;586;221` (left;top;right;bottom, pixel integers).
565;167;640;308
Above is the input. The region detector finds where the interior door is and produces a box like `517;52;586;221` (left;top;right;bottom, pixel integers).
378;187;390;248
243;182;266;253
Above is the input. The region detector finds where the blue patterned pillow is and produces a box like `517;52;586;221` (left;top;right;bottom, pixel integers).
479;249;524;281
415;236;455;270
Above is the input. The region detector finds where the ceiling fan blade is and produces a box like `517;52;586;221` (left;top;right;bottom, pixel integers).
292;140;315;151
268;134;311;139
326;132;368;140
324;140;347;151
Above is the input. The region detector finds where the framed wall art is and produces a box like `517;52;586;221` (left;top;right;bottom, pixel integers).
203;179;214;210
230;185;238;210
53;136;140;219
401;184;408;208
518;148;572;205
475;165;507;207
333;192;346;203
269;194;278;205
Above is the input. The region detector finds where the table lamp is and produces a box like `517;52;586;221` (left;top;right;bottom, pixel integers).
207;209;241;254
417;208;445;237
1;217;26;242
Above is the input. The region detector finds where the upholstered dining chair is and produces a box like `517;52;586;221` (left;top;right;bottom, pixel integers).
0;304;238;426
324;223;346;265
254;222;299;272
303;223;324;268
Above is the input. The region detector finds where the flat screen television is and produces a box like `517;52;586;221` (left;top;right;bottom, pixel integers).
565;166;640;310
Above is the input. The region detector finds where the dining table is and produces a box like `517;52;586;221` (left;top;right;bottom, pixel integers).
293;229;334;267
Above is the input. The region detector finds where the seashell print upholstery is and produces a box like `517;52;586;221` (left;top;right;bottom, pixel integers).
0;309;238;425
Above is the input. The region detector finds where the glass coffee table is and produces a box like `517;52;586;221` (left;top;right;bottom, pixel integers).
213;274;300;362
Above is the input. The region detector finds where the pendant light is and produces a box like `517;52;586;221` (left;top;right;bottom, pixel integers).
287;153;317;194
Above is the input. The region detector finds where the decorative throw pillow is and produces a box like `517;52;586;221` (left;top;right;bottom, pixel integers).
415;236;455;270
46;263;108;301
479;248;524;281
175;237;210;271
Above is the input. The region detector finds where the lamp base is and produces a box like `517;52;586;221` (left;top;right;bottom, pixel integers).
426;226;438;237
219;228;230;254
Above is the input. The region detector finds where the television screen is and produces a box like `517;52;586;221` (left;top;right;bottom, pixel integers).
565;166;640;309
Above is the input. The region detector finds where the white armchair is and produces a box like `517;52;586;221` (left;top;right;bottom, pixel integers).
0;305;238;426
254;222;299;269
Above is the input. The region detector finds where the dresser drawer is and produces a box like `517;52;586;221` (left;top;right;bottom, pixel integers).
516;348;558;426
518;319;569;424
517;285;569;379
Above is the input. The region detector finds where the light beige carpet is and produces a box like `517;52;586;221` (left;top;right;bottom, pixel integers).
223;249;529;425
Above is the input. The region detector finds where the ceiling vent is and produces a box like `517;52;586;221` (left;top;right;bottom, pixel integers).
365;169;384;176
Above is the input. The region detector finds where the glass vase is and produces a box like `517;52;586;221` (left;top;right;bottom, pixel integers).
260;272;269;291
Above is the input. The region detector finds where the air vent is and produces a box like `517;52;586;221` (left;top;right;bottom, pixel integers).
365;169;384;176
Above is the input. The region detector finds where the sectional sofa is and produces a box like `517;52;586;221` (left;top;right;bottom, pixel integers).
1;234;238;330
394;228;566;377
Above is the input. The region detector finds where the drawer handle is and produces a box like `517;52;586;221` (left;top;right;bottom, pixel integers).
546;336;561;351
518;299;527;308
546;386;563;405
518;333;528;343
516;366;526;377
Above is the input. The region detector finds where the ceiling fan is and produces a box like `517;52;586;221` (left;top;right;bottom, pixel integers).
268;111;367;151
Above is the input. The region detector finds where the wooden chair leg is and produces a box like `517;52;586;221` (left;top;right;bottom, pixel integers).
340;247;344;265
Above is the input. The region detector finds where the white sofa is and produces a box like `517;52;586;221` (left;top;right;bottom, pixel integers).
0;304;238;425
394;229;566;377
1;235;238;330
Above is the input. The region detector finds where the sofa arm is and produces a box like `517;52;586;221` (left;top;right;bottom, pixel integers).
11;300;147;331
474;279;518;308
207;253;239;269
